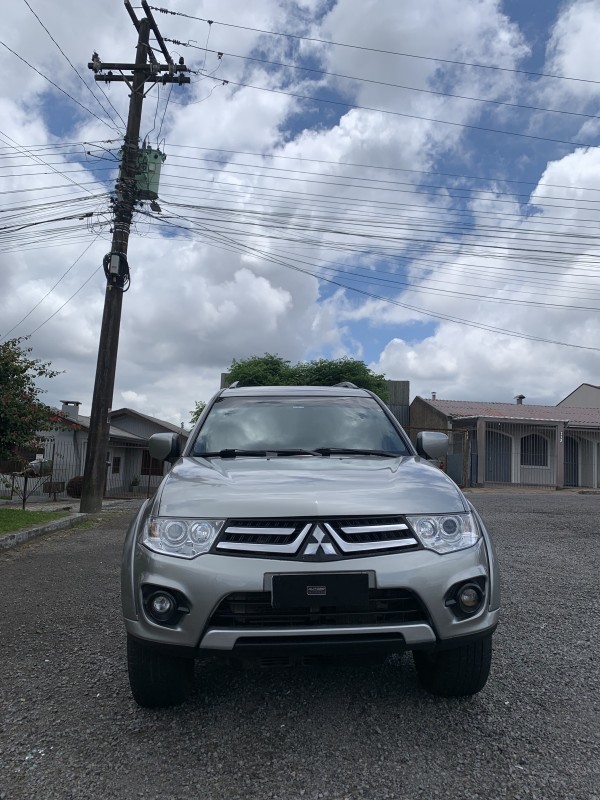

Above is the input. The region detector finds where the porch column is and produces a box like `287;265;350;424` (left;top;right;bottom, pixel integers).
476;418;486;486
555;422;565;489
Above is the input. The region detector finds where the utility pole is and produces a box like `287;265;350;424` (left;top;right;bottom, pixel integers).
80;2;189;513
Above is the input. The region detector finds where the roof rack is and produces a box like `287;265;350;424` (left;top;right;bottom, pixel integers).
334;381;358;389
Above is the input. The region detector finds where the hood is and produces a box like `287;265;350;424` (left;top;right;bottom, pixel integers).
156;455;467;518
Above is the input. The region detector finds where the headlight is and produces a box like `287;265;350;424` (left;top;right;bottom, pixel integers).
142;517;225;559
406;513;479;553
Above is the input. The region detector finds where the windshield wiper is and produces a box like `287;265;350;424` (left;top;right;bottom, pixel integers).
314;447;401;457
197;448;321;459
197;448;401;459
198;449;271;458
271;448;322;456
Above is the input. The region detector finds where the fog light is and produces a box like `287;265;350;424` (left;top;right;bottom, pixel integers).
457;584;483;614
147;591;177;623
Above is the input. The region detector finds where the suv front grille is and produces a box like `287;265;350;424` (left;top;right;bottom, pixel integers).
208;589;427;628
215;516;418;558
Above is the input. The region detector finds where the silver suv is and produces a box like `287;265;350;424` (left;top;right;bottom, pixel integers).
121;385;499;707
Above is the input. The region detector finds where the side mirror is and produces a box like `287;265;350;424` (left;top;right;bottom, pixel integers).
416;431;448;460
149;432;181;463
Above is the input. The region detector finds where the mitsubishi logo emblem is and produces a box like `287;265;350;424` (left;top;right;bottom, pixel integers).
303;525;337;557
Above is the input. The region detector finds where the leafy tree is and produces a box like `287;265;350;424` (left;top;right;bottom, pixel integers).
294;357;389;400
0;337;61;462
228;353;294;387
189;400;206;426
222;353;389;401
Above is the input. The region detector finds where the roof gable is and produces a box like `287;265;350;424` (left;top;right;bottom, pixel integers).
109;408;189;438
556;383;600;407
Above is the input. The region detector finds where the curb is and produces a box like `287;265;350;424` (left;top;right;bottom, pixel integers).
0;513;88;552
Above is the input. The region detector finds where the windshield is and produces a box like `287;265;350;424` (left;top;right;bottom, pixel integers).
190;396;411;456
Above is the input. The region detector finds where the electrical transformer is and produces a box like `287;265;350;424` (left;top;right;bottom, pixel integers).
135;145;166;200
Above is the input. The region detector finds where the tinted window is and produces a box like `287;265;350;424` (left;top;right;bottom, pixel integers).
191;396;410;455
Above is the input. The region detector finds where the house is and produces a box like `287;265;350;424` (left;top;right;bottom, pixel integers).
410;393;600;489
557;383;600;408
27;401;189;499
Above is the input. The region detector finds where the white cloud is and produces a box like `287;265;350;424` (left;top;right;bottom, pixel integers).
120;389;147;405
2;0;599;428
544;0;600;104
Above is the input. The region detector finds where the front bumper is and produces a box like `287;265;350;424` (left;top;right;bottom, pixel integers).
122;531;499;654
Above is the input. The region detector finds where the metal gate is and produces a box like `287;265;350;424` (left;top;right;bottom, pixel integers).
482;423;556;487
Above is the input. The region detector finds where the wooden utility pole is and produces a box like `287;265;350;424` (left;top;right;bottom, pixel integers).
80;4;189;512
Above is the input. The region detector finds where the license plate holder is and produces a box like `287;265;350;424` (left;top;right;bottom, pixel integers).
271;573;369;608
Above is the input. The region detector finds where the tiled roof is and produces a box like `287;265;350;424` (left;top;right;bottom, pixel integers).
110;407;189;436
420;398;600;426
52;407;188;439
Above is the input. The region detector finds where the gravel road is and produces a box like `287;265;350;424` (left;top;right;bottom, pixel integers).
1;493;599;800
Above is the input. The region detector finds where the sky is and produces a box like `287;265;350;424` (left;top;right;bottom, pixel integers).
2;0;600;426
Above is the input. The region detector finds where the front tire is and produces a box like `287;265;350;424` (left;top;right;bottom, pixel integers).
413;635;492;697
127;634;194;708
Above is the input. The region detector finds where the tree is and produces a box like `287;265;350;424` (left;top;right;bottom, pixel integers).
223;353;389;401
0;337;61;463
228;353;294;387
189;400;206;426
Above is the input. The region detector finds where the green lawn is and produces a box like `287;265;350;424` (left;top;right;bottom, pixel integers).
0;508;71;534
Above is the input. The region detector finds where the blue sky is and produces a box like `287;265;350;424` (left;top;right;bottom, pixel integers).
1;0;600;425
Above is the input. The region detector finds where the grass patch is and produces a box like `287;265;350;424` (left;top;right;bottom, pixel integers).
0;508;71;534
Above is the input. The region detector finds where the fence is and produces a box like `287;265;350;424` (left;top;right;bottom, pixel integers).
1;436;169;504
407;421;600;489
482;422;556;488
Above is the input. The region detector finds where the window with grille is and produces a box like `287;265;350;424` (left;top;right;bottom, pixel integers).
520;434;548;467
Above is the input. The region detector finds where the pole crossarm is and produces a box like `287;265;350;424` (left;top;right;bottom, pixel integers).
94;74;190;84
88;61;188;72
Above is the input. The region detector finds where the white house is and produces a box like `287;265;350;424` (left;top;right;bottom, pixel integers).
410;393;600;489
28;401;189;499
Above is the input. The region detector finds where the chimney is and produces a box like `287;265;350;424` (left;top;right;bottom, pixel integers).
431;391;437;400
514;394;525;405
60;400;81;422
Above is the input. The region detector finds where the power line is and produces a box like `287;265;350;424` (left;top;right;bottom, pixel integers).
0;39;120;132
156;159;600;210
151;7;600;85
0;138;121;154
1;235;100;340
0;130;106;197
141;208;600;352
157;82;173;142
177;74;600;151
153;205;600;309
27;263;104;337
21;0;126;129
154;170;600;222
154;177;600;234
10;153;600;214
170;41;599;122
4;138;600;197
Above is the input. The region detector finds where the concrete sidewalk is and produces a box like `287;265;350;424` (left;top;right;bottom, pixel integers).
0;499;142;551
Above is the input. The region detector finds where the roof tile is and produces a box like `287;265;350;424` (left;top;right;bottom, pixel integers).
421;398;600;426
